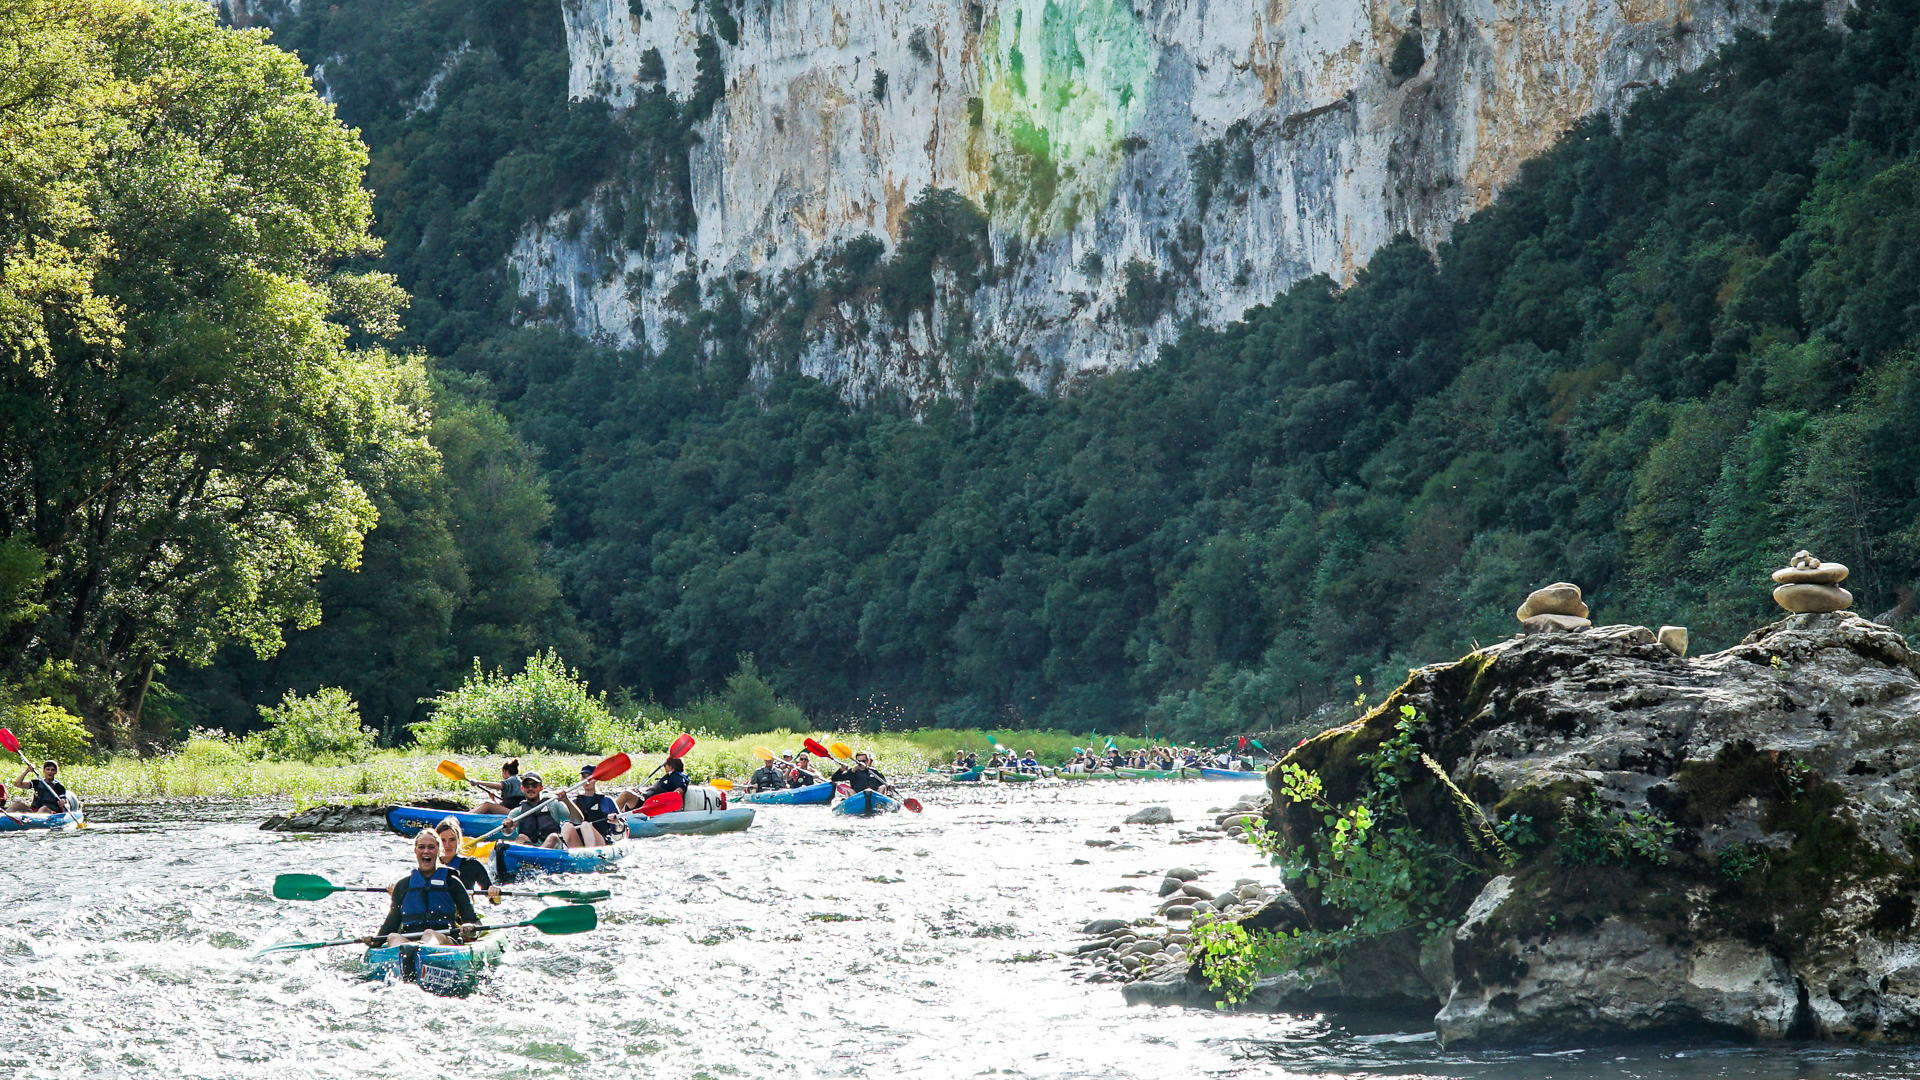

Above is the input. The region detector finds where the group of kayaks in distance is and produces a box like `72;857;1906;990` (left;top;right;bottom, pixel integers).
258;733;926;994
932;741;1275;783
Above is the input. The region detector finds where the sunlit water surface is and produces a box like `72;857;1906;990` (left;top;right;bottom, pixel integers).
6;782;1920;1079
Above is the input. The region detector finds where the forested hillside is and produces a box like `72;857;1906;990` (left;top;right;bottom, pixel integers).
10;0;1920;746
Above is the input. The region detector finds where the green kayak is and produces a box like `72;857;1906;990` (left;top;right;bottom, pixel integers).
1059;770;1121;780
995;770;1042;783
1114;767;1190;780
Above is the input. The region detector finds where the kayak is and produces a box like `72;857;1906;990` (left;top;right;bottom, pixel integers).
833;790;901;816
493;837;647;879
948;768;984;782
1060;770;1121;781
1114;767;1190;780
363;934;505;996
622;807;756;836
1198;766;1264;780
733;782;833;805
995;770;1041;783
390;804;754;840
386;805;503;838
0;797;82;831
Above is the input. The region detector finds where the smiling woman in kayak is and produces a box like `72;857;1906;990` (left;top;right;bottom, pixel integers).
433;817;497;896
366;830;479;946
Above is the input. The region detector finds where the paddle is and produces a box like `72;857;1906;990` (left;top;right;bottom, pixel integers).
272;873;609;905
751;745;823;785
645;733;696;779
435;759;502;800
255;903;598;955
638;792;681;816
816;740;921;813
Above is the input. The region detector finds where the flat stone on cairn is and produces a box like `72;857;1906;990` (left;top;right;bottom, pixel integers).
1771;550;1852;614
1517;582;1591;633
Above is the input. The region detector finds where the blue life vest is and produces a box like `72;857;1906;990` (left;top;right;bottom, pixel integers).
398;867;459;931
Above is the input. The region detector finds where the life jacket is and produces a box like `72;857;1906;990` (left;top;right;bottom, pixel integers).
398;867;460;931
29;779;64;813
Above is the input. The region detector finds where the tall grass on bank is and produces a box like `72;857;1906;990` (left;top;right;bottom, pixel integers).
62;727;1113;801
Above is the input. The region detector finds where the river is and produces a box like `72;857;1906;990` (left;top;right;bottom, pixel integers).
5;780;1920;1079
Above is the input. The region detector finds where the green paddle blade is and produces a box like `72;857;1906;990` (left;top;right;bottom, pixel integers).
527;904;597;935
272;874;339;901
256;936;356;955
541;889;611;904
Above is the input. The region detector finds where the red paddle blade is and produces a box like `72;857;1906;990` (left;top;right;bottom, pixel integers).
591;753;632;781
803;738;831;759
668;733;695;759
639;792;683;816
903;798;923;813
0;728;18;755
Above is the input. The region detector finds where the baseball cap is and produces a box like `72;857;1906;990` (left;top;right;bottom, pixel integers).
521;772;543;785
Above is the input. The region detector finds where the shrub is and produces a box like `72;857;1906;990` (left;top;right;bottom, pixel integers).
1;699;92;765
414;650;648;753
247;687;377;764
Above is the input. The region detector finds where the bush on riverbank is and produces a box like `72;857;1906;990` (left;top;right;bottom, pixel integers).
411;651;678;753
246;688;378;764
0;699;92;765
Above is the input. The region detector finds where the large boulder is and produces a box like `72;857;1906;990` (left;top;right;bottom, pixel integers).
1179;614;1920;1046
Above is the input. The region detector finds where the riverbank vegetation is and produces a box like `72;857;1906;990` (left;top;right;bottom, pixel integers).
14;0;1920;758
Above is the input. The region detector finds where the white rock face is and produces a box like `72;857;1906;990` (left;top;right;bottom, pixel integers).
513;0;1818;398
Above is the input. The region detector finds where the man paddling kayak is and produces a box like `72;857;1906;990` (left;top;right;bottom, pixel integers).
749;758;787;791
7;759;68;814
365;830;479;946
498;773;569;848
829;751;896;797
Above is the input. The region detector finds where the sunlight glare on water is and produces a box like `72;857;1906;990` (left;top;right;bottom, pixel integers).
5;782;1920;1079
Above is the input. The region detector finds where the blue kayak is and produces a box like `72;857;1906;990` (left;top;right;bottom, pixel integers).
1197;767;1264;781
733;782;833;805
363;935;505;996
492;837;646;880
833;790;901;816
386;805;503;837
0;797;82;832
948;768;984;782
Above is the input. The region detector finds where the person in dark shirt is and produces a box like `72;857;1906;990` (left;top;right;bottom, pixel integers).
432;818;496;897
568;766;622;847
8;760;66;814
471;758;523;815
787;753;824;787
366;830;478;946
615;757;691;813
829;751;896;796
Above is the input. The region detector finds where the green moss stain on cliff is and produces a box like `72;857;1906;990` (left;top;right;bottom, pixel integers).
973;0;1152;235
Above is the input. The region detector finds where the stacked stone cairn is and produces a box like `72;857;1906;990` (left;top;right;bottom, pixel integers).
1772;550;1852;613
1516;581;1590;633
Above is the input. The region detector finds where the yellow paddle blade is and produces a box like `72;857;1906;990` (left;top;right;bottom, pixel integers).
437;759;468;782
710;778;734;791
830;741;853;761
752;746;775;761
461;840;496;859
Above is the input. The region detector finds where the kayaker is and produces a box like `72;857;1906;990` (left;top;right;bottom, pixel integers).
499;773;568;848
787;752;823;786
365;829;478;946
433;817;498;898
830;752;895;796
568;765;623;848
8;760;66;813
749;758;787;791
616;756;691;812
1019;749;1040;773
470;758;523;815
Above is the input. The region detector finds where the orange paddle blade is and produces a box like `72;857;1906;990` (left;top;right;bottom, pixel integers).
710;778;734;791
436;760;468;782
829;741;853;761
591;753;633;781
752;745;775;761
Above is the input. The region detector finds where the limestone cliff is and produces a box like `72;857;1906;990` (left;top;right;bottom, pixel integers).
510;0;1825;399
1130;613;1920;1046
